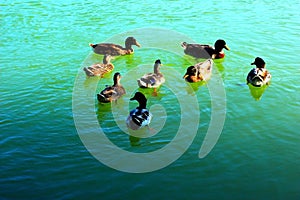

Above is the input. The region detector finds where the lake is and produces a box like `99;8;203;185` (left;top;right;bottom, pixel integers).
1;0;300;199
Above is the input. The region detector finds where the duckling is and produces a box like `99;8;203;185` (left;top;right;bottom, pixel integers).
126;92;152;130
183;59;213;82
246;57;271;87
137;59;165;88
97;72;126;103
89;37;141;56
83;54;114;77
181;39;230;59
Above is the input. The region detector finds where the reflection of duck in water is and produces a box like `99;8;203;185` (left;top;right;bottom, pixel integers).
129;135;141;146
183;59;213;82
89;37;141;56
247;57;271;87
248;84;269;101
97;72;126;103
126;92;152;130
181;39;230;59
83;54;114;77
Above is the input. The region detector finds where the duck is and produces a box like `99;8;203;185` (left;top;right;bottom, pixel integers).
97;72;126;103
246;57;271;87
181;39;230;59
89;37;141;56
183;59;213;82
83;54;114;77
126;92;152;130
137;59;165;88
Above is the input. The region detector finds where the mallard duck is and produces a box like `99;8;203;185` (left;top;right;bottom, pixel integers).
137;59;165;88
181;39;230;59
246;57;271;87
89;37;141;56
97;72;126;103
183;59;213;82
126;92;152;130
83;54;114;77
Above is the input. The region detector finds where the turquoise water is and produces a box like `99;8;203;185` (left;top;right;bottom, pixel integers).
1;0;300;199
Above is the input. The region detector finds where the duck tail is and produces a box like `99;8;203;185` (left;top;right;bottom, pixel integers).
89;43;96;48
97;93;107;102
181;42;186;48
83;67;94;76
137;79;146;88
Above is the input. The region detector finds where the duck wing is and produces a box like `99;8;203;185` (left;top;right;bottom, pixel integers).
194;59;213;81
137;73;156;88
84;63;114;77
137;73;165;88
127;109;152;130
114;85;126;98
247;68;267;87
97;86;117;102
184;44;213;58
83;67;94;76
92;43;125;56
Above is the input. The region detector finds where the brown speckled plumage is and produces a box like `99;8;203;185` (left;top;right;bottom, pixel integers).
83;55;114;77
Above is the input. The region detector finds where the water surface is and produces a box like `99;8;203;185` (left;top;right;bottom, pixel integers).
1;0;300;199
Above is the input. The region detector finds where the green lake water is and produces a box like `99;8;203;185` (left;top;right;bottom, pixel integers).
1;0;300;199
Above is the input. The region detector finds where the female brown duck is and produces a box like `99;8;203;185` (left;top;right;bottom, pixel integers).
97;72;126;103
90;37;141;56
83;54;114;77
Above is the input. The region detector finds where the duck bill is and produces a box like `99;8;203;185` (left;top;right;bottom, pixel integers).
183;74;189;79
224;45;230;51
135;42;141;47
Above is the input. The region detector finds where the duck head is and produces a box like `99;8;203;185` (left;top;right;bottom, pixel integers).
251;57;266;68
130;92;147;109
183;66;197;79
125;37;141;50
113;72;122;86
154;59;162;74
214;39;230;52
